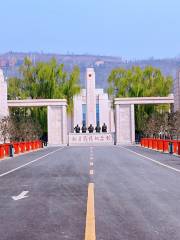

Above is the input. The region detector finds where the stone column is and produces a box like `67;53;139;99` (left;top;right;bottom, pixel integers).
174;71;180;111
48;105;67;145
109;103;115;132
62;105;67;145
130;104;135;143
86;68;96;127
99;93;109;131
115;104;135;144
73;94;83;128
0;69;8;118
115;104;120;144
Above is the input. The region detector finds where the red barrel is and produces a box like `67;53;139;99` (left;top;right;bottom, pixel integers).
3;143;10;156
172;140;178;154
13;143;20;154
31;141;35;150
178;142;180;155
163;140;169;153
34;141;38;149
25;142;31;151
144;138;148;147
157;139;163;152
152;139;158;150
0;145;5;159
20;142;26;153
148;138;153;148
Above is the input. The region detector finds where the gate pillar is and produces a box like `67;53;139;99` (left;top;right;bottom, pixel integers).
0;69;8;118
48;104;67;145
115;103;135;144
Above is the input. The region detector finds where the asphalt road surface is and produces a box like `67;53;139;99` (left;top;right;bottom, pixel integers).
0;145;180;240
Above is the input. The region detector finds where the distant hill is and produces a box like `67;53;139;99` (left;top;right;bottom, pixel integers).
0;52;180;89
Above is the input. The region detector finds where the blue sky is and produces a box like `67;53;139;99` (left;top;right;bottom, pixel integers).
1;0;180;59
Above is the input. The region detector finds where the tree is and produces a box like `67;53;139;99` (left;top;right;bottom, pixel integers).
0;114;43;143
108;66;173;133
174;111;180;139
0;117;11;143
8;58;81;134
108;66;172;98
142;111;180;139
62;66;81;114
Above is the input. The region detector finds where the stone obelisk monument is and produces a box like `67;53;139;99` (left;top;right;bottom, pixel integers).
86;68;96;127
0;69;8;118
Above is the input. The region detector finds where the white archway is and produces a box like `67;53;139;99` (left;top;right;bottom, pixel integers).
114;96;174;144
8;99;68;145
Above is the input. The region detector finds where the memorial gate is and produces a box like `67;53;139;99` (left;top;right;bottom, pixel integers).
0;68;175;146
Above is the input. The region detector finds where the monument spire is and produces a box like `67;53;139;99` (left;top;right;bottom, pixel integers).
86;68;96;127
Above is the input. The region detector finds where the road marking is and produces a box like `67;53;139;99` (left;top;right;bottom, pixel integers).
0;147;65;178
90;162;94;166
85;183;96;240
90;170;94;175
90;157;94;160
120;146;180;174
12;191;29;201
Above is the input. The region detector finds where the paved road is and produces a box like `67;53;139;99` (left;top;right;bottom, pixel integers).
0;147;90;240
0;145;180;240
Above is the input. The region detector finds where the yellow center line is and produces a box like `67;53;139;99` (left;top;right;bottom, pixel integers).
85;183;96;240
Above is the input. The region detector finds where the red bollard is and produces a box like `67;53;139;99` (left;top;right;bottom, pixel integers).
13;143;20;154
3;144;10;156
157;139;163;152
163;140;169;153
152;139;157;150
144;138;148;147
25;142;30;151
35;141;38;149
31;141;35;150
36;140;40;148
19;143;24;153
178;142;180;155
0;145;5;159
172;140;180;155
149;138;153;148
173;141;178;155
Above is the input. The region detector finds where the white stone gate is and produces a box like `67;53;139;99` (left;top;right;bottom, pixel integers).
114;97;174;144
8;99;68;145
